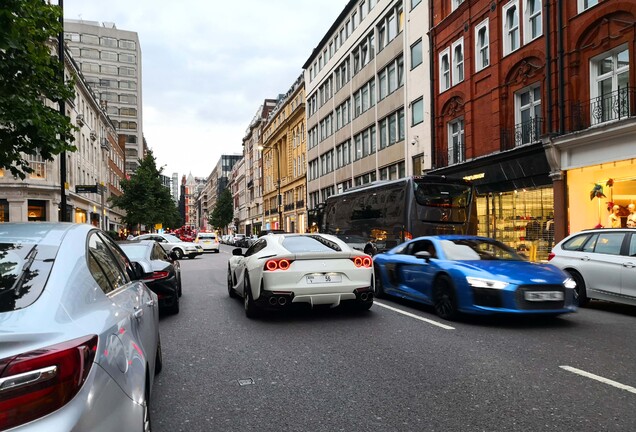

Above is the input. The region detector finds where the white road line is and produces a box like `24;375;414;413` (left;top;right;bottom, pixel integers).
560;366;636;395
374;301;455;330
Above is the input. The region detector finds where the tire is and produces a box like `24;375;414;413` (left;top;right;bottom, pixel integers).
374;268;385;298
172;248;183;260
167;293;180;315
143;374;152;432
227;265;237;298
433;275;459;320
154;334;163;375
567;269;589;307
243;276;259;319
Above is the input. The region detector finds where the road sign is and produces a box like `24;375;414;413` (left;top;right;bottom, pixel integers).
76;184;99;193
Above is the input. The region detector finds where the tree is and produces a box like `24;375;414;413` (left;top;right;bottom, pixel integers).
109;151;182;230
210;188;233;232
0;0;77;179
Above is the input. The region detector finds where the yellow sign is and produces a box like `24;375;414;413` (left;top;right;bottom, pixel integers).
155;223;162;230
463;173;485;181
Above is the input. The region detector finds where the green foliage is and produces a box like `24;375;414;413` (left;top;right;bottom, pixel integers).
109;151;181;229
209;188;233;231
0;0;77;179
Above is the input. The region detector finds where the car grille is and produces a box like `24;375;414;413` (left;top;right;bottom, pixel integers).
515;284;565;310
472;288;503;308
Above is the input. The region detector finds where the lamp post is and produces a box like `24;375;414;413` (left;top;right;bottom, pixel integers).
258;143;282;230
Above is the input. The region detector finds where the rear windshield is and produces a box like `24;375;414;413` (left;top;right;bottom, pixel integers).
198;234;216;239
282;236;342;253
413;181;471;208
119;244;149;260
1;243;57;313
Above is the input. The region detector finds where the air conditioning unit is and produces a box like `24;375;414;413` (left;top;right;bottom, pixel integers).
90;131;97;141
100;137;110;150
76;114;85;126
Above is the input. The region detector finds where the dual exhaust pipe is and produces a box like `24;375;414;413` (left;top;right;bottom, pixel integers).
358;291;373;302
268;296;289;306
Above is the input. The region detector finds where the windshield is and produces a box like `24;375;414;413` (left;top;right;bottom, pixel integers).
163;234;183;243
413;181;471;208
119;244;148;260
440;238;525;261
282;235;341;253
1;243;55;312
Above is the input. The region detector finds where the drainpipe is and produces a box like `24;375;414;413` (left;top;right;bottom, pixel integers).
428;5;436;170
557;0;565;133
545;0;553;134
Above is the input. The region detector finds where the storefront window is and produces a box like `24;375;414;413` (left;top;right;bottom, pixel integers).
0;199;8;222
27;200;47;222
476;187;554;261
75;209;87;224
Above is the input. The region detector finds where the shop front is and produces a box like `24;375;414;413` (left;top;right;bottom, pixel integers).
431;143;555;261
27;200;47;222
74;207;87;224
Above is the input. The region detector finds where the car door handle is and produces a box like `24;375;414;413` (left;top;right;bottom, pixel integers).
146;299;155;307
133;307;144;319
623;262;635;268
580;256;591;261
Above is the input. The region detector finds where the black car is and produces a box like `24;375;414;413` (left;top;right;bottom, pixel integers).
118;240;182;314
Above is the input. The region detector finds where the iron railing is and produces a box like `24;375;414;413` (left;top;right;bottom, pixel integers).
571;86;635;131
501;117;544;150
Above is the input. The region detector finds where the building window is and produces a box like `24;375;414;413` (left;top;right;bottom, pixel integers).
439;48;450;92
411;39;423;69
451;0;464;11
578;0;599;13
100;51;117;61
452;38;464;84
119;53;136;63
100;36;117;47
475;19;489;72
27;153;46;179
80;48;99;59
101;64;118;75
411;0;422;8
447;118;465;164
503;0;520;55
412;98;424;125
523;0;542;42
81;34;99;45
119;39;136;50
590;46;630;125
515;84;542;145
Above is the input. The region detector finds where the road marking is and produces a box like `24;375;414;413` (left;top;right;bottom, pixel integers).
374;301;455;330
560;366;636;395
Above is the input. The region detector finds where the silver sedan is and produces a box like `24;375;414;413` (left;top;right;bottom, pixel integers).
0;223;161;431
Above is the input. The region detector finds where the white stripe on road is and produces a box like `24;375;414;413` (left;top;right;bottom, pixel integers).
374;301;455;330
560;366;636;395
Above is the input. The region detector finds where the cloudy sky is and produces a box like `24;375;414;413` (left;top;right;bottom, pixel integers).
64;0;346;178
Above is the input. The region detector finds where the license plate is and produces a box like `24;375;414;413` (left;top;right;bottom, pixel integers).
524;291;564;301
203;241;211;244
305;274;342;284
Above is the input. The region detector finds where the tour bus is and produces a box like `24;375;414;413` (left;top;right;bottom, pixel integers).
320;175;477;255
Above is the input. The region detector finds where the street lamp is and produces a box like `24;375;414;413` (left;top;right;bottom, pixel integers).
258;143;282;229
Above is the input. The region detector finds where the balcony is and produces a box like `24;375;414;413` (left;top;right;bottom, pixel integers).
570;87;635;132
284;203;295;212
500;117;544;151
296;200;304;209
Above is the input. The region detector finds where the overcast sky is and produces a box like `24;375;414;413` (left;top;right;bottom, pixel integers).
64;0;346;179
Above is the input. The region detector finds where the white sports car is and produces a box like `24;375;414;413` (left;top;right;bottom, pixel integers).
227;233;375;317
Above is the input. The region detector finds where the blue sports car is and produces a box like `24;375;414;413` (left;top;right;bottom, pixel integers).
373;235;577;320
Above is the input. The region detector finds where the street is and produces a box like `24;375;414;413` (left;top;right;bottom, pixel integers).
150;245;636;432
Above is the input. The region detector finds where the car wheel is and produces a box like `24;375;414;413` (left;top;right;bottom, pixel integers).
433;275;459;320
172;248;183;260
167;293;180;315
243;276;259;319
567;269;589;307
227;265;237;298
154;335;163;375
374;268;385;298
143;374;152;432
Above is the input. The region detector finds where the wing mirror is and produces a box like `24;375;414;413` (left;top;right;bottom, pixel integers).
131;261;146;280
232;248;244;256
414;251;431;263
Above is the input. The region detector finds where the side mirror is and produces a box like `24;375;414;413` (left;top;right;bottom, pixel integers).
232;248;244;256
131;261;145;280
414;251;431;263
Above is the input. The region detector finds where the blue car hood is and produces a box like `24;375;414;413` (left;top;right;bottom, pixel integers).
453;261;567;285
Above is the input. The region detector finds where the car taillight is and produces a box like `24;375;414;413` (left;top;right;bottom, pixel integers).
0;335;98;430
145;270;170;280
548;252;555;261
264;259;292;271
352;256;372;268
403;231;413;241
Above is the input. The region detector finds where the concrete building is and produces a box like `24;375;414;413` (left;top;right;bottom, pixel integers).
261;74;308;233
0;46;126;231
64;20;144;174
200;155;242;233
229;158;247;234
302;0;431;213
171;172;179;203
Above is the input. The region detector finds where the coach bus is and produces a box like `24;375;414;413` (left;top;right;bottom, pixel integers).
320;175;477;255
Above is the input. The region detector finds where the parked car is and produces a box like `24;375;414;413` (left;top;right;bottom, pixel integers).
119;239;182;314
373;235;577;320
227;233;374;318
258;229;287;237
233;233;247;247
245;234;259;248
548;228;636;307
0;223;161;431
194;232;220;253
222;234;234;245
133;233;203;259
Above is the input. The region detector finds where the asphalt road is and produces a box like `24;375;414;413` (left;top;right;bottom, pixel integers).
150;245;636;432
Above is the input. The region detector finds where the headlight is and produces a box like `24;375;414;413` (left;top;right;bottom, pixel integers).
563;278;577;289
466;276;509;289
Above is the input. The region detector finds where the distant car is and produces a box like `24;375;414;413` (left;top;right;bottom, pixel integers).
195;232;220;253
119;240;182;314
0;223;161;431
233;233;246;247
227;233;374;318
548;228;636;307
134;233;203;259
258;229;287;237
245;234;259;247
373;235;577;320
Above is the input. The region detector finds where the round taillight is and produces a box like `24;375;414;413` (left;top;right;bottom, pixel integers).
362;256;372;268
265;260;278;271
354;257;363;267
278;259;290;270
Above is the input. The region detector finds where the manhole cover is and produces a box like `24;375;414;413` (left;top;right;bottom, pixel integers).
238;378;255;386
